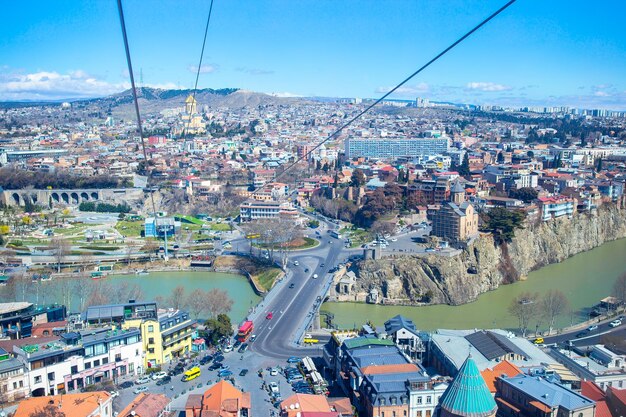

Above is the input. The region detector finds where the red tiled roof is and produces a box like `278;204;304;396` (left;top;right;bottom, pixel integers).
580;381;605;402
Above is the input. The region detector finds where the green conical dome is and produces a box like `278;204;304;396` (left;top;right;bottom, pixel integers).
439;356;496;417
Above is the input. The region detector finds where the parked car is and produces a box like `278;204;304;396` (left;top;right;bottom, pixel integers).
218;369;233;378
135;376;151;385
238;343;249;353
119;381;134;389
151;371;167;380
199;355;213;365
214;354;224;362
134;386;148;394
609;319;622;327
156;375;172;386
269;382;280;394
270;368;279;376
239;369;249;376
109;391;119;398
287;356;301;363
209;362;222;371
223;344;233;353
588;325;599;332
249;335;257;342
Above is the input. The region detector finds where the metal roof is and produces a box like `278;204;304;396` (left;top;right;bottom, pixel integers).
439;356;497;417
465;331;526;361
501;375;594;411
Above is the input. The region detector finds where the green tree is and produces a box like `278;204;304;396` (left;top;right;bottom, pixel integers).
482;207;526;244
350;169;366;188
458;153;470;176
595;157;603;172
509;187;538;203
204;314;233;345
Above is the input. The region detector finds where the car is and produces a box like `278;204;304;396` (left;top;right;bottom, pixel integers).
287;356;301;364
533;337;544;345
156;375;172;386
109;390;119;398
304;268;309;272
199;355;213;365
214;354;224;362
269;381;280;394
209;362;222;371
609;319;622;327
218;369;233;378
239;369;249;376
575;332;587;338
238;343;249;353
151;371;167;380
266;312;273;320
135;376;151;385
249;335;257;342
588;325;599;331
320;263;325;267
293;261;299;266
312;274;318;279
223;344;233;353
134;386;148;394
233;340;242;349
391;238;398;242
289;283;295;289
119;381;134;389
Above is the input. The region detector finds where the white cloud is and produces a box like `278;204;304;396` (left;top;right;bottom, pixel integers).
187;64;218;74
269;91;302;98
375;83;430;95
0;70;127;100
465;82;512;92
594;91;610;97
235;67;274;75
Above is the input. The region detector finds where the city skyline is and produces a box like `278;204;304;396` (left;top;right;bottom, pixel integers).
1;1;626;109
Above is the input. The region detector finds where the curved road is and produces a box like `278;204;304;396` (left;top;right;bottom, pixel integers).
234;216;350;359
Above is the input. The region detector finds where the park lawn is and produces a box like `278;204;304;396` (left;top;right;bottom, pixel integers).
210;223;231;231
53;224;89;236
252;268;282;292
115;220;144;237
253;237;319;251
175;214;204;225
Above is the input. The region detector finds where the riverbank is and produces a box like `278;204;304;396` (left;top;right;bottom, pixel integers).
345;203;626;306
322;236;626;330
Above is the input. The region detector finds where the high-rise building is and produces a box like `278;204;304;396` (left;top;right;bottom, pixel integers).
345;137;449;160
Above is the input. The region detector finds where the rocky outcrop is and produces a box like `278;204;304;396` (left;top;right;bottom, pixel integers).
351;204;626;306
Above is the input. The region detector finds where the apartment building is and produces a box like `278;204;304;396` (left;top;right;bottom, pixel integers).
0;347;28;403
345;137;449;160
13;327;142;396
124;309;194;368
537;195;577;221
239;199;298;222
14;392;113;417
495;374;595;417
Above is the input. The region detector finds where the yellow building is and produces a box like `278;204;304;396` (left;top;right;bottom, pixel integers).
123;309;194;368
176;95;206;136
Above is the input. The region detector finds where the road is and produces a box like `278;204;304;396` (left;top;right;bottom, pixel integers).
543;316;626;347
228;215;349;359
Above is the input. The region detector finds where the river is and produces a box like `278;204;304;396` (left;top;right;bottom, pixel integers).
10;271;260;324
321;238;626;330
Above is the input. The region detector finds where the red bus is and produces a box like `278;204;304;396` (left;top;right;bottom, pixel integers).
237;320;254;342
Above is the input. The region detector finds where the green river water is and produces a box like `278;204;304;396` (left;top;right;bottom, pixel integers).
322;238;626;330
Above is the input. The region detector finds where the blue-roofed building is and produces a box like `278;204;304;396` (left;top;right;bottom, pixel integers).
331;333;448;417
495;374;596;417
438;356;496;417
384;315;425;360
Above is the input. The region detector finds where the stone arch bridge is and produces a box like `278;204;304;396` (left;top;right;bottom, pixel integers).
0;188;144;208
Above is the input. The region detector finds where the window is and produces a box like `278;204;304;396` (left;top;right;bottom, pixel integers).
13;382;17;390
148;348;155;354
417;397;422;404
148;325;154;332
426;396;432;404
102;358;108;365
115;354;122;362
34;376;42;384
19;381;23;388
94;360;100;367
85;362;92;370
47;372;55;381
71;366;78;374
380;398;386;406
129;363;134;373
148;337;154;344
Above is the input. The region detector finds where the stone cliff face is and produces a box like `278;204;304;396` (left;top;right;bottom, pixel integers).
352;204;626;306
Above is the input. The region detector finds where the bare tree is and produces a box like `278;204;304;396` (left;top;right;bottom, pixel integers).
72;274;91;312
166;285;186;310
50;237;71;273
508;292;539;337
613;272;626;306
206;288;233;318
186;289;207;320
86;280;113;307
371;220;395;237
539;290;569;335
110;281;144;304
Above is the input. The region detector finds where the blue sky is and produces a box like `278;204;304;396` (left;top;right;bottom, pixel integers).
1;0;625;109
